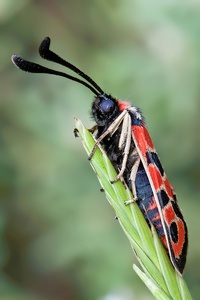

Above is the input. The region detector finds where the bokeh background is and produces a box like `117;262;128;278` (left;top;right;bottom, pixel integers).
1;1;200;299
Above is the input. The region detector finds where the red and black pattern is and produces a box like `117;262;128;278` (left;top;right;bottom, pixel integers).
11;37;188;275
92;97;188;274
132;117;188;274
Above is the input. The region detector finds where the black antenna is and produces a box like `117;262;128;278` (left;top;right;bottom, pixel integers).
11;37;104;96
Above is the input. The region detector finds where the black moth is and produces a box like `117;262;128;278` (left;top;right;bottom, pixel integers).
12;37;188;275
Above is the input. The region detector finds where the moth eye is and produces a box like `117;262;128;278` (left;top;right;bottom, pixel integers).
100;99;115;113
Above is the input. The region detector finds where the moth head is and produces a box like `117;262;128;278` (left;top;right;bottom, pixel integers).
92;95;119;126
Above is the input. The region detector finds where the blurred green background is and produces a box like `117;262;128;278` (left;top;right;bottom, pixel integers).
1;0;200;299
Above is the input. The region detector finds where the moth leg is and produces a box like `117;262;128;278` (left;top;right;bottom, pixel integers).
88;124;98;134
74;124;97;138
73;128;79;137
124;156;140;205
111;113;132;182
88;110;128;160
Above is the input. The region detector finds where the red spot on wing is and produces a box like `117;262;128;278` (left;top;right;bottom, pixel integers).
164;204;185;258
164;178;174;199
148;164;163;191
173;219;186;258
164;204;175;224
133;125;154;157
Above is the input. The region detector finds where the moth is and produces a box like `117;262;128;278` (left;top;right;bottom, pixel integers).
11;37;188;275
